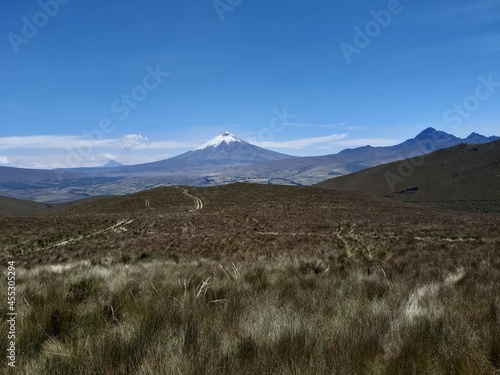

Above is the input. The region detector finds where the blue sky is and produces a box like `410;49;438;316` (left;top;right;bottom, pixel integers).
1;0;499;168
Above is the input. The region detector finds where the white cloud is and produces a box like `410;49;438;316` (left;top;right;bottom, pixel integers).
105;134;150;149
134;140;198;149
0;132;403;168
5;153;171;169
0;134;196;151
251;134;401;150
284;122;346;129
7;158;59;169
0;133;202;168
102;153;117;160
252;133;349;149
0;135;82;150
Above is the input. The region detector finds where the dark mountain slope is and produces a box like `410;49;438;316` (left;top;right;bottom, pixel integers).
316;140;500;212
0;195;54;217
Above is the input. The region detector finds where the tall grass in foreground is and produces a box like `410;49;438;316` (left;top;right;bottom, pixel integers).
1;258;499;374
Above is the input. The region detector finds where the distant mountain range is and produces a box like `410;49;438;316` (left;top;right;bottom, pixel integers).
0;128;498;202
214;128;500;185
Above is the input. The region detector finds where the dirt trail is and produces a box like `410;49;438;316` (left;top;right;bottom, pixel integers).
17;219;135;256
181;189;203;210
50;219;135;248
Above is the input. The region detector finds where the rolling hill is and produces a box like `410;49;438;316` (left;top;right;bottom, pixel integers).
316;139;500;213
3;182;500;374
1;182;499;267
0;195;54;217
0;194;112;217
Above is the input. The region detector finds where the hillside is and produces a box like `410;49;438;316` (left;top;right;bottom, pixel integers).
0;195;54;216
1;182;499;267
2;183;500;374
0;194;112;217
316;140;500;213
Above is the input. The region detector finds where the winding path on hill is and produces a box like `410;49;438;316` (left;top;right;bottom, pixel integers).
21;219;135;255
181;189;203;210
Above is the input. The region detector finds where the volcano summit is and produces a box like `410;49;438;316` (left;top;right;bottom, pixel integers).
111;132;294;174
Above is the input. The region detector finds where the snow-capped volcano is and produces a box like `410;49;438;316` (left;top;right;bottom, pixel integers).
196;132;241;150
185;131;293;166
112;132;294;174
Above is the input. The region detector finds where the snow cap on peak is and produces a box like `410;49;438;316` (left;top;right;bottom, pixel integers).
196;132;242;150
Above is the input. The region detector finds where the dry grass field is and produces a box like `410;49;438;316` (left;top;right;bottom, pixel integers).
1;183;500;374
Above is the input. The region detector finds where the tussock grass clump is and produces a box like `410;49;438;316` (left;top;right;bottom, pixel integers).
1;257;500;374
